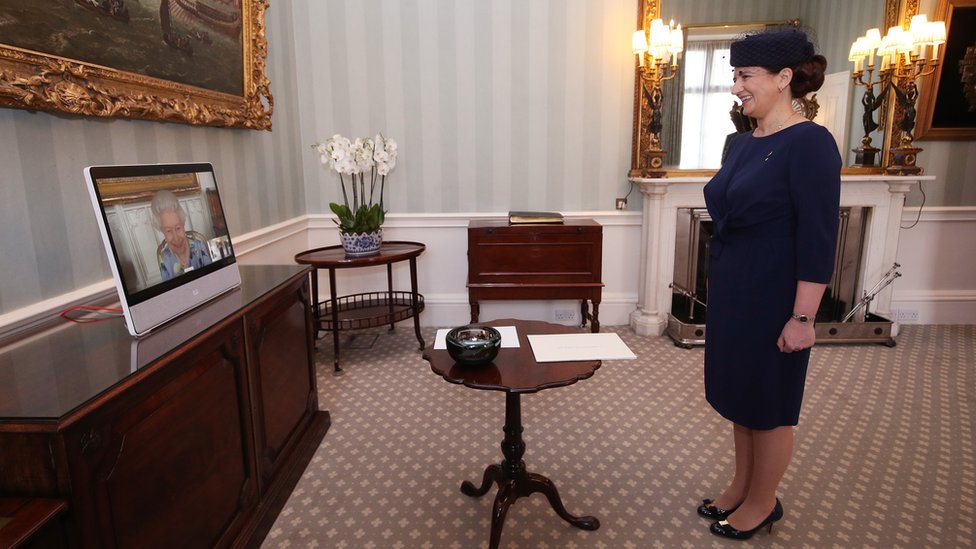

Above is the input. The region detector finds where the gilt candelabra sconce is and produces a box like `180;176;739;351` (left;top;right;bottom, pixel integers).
631;18;683;178
849;15;947;174
849;29;889;168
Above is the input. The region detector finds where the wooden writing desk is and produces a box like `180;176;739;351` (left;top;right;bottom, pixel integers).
467;219;604;332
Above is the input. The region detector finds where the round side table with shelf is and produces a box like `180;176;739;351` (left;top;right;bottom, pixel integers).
295;241;426;373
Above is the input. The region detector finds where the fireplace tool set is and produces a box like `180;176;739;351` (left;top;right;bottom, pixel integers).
815;262;901;347
841;263;902;322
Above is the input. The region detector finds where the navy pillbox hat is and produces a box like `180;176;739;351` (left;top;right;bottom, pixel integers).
729;29;815;68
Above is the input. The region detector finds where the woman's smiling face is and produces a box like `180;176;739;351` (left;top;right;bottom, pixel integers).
159;209;188;256
731;67;786;120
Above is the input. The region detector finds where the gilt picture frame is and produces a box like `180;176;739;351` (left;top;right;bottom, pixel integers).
0;0;272;130
915;0;976;140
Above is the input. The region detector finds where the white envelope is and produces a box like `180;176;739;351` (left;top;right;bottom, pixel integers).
526;333;636;362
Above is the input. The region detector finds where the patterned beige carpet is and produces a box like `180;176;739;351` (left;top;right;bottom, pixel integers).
264;324;975;549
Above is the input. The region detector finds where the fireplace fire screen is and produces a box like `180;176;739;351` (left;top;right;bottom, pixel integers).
667;207;896;347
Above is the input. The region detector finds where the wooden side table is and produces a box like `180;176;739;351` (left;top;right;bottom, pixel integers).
423;319;600;549
295;241;426;373
467;219;604;332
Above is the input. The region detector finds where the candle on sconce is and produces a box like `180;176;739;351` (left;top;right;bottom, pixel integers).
909;14;927;59
632;29;648;67
849;37;866;74
671;24;683;63
929;21;946;61
865;28;881;68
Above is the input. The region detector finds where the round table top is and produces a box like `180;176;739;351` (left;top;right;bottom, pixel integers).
294;241;425;268
423;319;601;394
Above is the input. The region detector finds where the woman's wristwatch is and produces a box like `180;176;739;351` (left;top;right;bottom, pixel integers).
790;312;811;323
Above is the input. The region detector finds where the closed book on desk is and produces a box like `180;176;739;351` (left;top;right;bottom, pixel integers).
508;211;564;224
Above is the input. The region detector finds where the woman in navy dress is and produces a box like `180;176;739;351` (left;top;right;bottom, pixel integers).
696;29;841;540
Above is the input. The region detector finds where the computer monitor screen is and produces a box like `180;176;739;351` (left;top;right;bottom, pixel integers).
84;162;241;337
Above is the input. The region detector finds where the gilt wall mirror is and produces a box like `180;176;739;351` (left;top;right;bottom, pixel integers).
630;0;912;177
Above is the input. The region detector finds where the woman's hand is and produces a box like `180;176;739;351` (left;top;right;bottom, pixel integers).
778;319;816;353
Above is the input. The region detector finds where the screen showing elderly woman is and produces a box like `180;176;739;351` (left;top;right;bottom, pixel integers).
151;190;212;280
85;163;241;336
89;168;235;296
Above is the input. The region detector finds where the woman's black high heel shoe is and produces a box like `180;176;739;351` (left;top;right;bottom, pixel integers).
697;498;738;520
709;498;783;540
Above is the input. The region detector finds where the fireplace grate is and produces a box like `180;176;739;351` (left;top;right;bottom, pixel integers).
667;207;894;348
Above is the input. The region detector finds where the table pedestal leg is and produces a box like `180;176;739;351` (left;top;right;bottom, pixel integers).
460;393;598;549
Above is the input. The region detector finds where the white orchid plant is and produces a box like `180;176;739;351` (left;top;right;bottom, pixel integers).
312;133;398;235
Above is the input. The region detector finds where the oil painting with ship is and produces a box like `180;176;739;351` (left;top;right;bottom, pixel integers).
0;0;245;95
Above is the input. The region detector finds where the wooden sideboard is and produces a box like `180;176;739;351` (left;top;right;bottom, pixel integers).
0;264;329;549
467;219;604;332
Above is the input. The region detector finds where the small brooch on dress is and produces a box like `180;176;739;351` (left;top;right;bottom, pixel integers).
764;151;773;162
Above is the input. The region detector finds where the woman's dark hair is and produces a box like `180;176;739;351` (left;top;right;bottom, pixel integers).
785;54;827;97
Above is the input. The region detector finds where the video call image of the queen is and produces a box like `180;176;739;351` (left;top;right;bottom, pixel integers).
151;190;213;281
98;171;231;293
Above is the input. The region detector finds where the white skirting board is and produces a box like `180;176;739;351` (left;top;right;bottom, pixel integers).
2;208;973;344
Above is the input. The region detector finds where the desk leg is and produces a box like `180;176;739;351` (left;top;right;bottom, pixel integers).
461;393;598;549
409;258;425;350
328;267;342;375
470;301;480;324
591;301;601;333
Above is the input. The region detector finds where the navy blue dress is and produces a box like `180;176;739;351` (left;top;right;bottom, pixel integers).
703;121;841;430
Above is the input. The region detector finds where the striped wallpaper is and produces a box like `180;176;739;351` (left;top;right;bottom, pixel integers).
2;0;974;319
294;0;639;216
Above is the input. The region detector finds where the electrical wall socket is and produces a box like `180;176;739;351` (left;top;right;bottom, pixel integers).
554;309;578;322
615;198;628;210
893;309;919;322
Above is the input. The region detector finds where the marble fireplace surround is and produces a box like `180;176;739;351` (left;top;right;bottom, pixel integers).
628;174;935;337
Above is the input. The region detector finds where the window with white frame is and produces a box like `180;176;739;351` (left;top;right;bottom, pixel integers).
679;39;737;169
